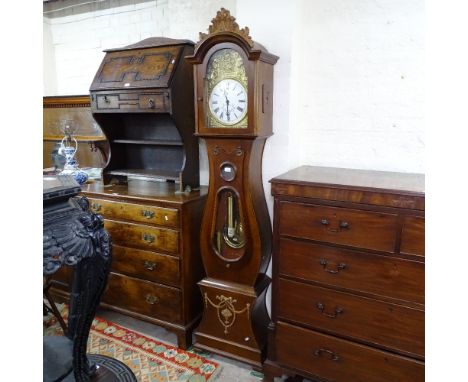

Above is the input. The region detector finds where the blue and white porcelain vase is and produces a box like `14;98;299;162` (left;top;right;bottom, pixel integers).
59;137;88;185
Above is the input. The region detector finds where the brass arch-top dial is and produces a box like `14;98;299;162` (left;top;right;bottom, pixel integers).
208;79;248;126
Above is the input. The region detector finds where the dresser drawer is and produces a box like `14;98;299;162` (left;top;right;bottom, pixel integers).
111;245;180;287
104;220;179;254
279;201;398;252
279;238;424;304
102;273;182;323
89;198;179;228
400;216;425;256
275;322;424;382
277;279;424;357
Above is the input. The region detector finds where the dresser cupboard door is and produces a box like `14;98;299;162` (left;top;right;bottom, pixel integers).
278;201;398;252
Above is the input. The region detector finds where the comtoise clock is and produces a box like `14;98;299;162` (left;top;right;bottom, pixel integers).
186;8;278;367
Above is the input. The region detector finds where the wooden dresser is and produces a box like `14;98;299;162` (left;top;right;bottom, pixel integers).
264;166;425;382
50;180;207;349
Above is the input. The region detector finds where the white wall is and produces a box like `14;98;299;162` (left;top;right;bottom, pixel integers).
43;0;424;182
289;0;425;174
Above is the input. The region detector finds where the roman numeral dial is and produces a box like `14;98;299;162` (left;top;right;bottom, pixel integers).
208;79;248;126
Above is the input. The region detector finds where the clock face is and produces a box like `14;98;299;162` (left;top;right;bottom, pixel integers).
209;79;248;126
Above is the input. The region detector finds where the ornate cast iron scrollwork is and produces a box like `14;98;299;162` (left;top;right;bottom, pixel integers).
43;196;115;381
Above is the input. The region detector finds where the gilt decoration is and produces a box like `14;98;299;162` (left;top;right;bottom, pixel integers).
197;8;254;48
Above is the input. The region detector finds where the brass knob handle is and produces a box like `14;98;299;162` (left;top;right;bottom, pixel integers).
145;294;159;305
148;99;155;109
104;96;110;103
316;302;344;318
143;260;157;271
314;348;339;361
142;233;155;244
91;202;102;212
320;259;347;274
141;210;155;219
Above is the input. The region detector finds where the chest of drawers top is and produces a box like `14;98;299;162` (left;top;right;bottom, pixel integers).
271;165;424;211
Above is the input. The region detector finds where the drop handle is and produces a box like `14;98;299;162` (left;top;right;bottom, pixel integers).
141;210;155;219
145;294;159;305
316;302;344;318
91;202;102;212
148;99;155;109
143;233;155;244
143;260;157;271
314;348;340;361
339;221;349;229
320;259;347;274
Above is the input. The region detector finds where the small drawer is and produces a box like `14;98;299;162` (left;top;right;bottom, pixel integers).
96;94;119;109
138;93;170;111
278;238;424;304
279;201;398;252
104;220;179;254
89;198;179;228
400;216;425;256
111;245;180;287
275;322;424;382
102;273;182;323
277;279;424;357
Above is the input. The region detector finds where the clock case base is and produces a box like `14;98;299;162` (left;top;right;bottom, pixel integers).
193;275;270;367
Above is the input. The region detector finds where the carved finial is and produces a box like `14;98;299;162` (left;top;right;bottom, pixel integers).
198;8;254;47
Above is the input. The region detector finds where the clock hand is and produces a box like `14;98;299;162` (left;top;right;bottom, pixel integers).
225;93;230;120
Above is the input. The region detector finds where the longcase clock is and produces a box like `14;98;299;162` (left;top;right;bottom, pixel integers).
186;8;278;367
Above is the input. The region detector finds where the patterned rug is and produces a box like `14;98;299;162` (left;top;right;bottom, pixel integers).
43;305;221;382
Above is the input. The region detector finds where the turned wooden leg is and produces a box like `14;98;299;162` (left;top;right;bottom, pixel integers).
176;331;193;350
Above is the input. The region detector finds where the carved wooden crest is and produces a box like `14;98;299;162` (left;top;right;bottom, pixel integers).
198;8;254;48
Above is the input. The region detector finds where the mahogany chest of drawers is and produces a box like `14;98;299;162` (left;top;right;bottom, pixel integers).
264;166;425;382
50;181;207;349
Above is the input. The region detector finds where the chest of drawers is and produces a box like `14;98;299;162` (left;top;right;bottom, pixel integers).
263;166;425;382
50;181;207;349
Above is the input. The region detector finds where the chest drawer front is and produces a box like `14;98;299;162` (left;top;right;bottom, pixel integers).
111;245;180;286
89;198;179;228
104;220;179;254
400;216;425;256
279;201;398;252
275;322;424;382
277;279;424;357
103;273;182;323
279;238;424;304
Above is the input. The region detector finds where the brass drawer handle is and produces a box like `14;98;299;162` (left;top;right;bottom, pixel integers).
91;202;102;212
320;218;329;225
320;259;347;274
314;348;339;361
104;95;110;103
145;294;159;305
141;210;155;219
339;220;349;229
143;260;157;271
142;233;155;244
316;302;344;318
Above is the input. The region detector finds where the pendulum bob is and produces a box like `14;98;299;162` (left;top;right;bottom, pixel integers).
195;275;270;368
